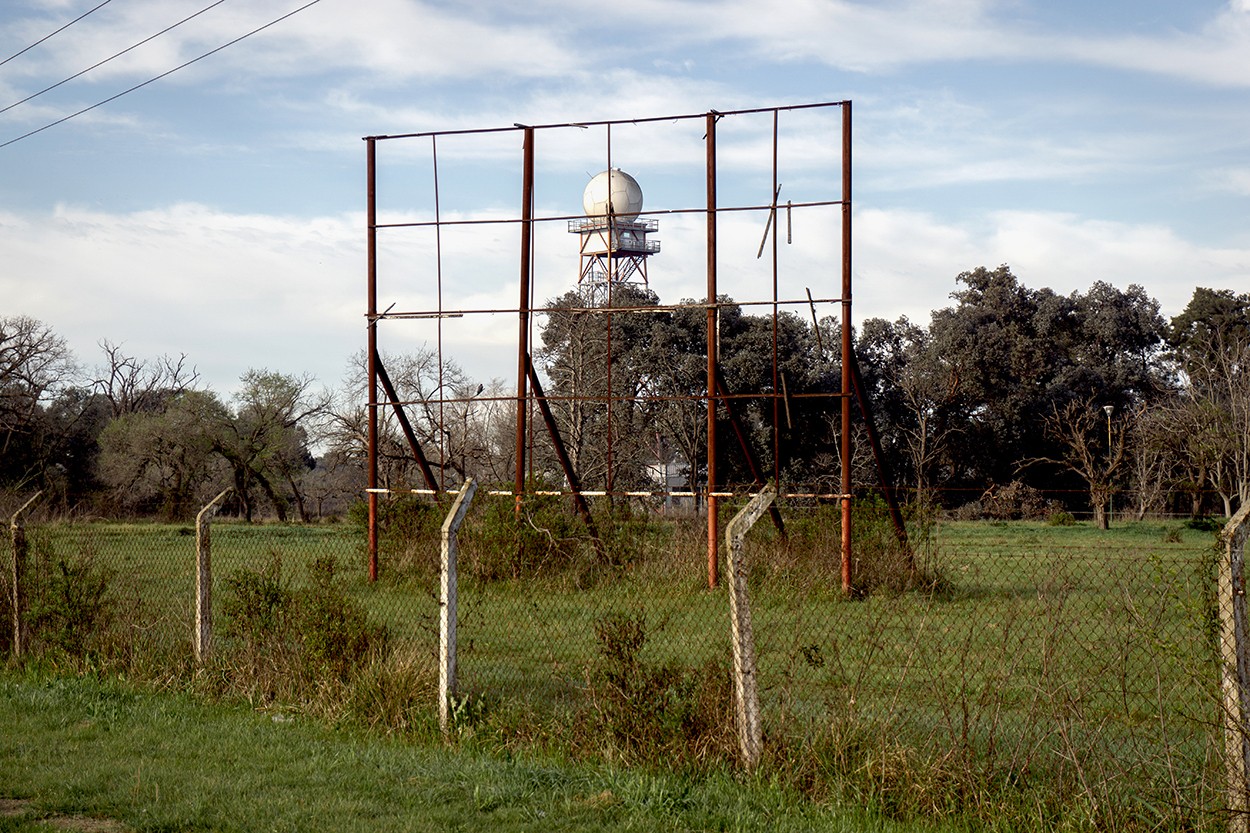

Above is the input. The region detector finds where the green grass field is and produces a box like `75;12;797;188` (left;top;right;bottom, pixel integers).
0;670;957;833
4;509;1230;830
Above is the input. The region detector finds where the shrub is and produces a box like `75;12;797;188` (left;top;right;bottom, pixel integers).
980;481;1049;521
220;555;388;690
463;489;590;581
948;500;984;521
28;547;114;662
581;610;734;765
221;554;291;650
850;497;941;596
296;556;388;680
348;493;442;579
1046;510;1076;526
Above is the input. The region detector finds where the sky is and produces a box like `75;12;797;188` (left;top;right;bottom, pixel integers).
1;0;1248;397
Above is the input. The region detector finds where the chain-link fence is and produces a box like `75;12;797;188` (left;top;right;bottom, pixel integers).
2;491;1243;829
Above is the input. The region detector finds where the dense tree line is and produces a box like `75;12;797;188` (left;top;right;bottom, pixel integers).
537;267;1248;523
0;321;357;521
2;266;1247;522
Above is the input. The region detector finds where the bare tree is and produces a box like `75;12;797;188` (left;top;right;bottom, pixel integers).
326;348;501;494
0;315;79;489
1020;398;1128;529
1126;404;1176;520
92;339;199;417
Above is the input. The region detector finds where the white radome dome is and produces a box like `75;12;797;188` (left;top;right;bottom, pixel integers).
583;169;643;221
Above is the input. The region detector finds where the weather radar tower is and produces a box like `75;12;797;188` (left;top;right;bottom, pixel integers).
569;168;659;294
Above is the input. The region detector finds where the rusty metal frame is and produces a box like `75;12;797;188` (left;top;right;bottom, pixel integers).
364;101;864;593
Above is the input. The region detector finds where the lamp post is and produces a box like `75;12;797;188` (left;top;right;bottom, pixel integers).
1103;404;1114;526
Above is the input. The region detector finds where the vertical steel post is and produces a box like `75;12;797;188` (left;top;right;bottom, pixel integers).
604;126;615;502
514;128;535;514
771;110;782;486
366;137;379;583
840;102;854;595
706;111;720;589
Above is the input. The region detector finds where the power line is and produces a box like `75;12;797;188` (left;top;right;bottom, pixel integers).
1;0;229;117
0;0;116;69
0;0;324;151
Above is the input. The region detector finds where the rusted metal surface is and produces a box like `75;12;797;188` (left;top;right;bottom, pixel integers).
366;137;379;583
848;349;910;553
375;353;440;493
705;110;720;590
525;354;598;537
365;101;847;143
771;111;782;486
840;101;854;595
362;102;876;593
514;127;534;516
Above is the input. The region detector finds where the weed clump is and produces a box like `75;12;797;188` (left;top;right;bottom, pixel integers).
218;555;388;700
463;489;592;581
299;555;388;680
980;481;1052;521
1184;515;1223;532
26;540;115;664
580;610;734;766
222;554;290;650
1046;509;1076;526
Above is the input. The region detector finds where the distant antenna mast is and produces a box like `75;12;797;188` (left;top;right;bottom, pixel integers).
569;168;660;289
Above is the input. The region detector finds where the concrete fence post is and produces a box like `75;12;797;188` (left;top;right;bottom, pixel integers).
1220;504;1250;833
194;488;232;664
725;484;776;771
440;478;476;737
9;491;43;658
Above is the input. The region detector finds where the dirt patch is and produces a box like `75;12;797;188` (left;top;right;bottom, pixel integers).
0;798;33;817
47;816;128;833
0;799;128;831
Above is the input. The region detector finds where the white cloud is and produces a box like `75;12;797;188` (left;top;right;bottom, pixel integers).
3;0;582;86
5;199;1248;397
1;203;363;394
1211;167;1250;197
854;208;1250;325
605;0;1250;88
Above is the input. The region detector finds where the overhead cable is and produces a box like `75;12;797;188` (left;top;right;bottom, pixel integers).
0;0;324;150
0;0;116;69
1;0;229;117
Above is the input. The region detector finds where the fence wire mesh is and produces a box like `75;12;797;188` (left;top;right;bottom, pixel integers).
1;496;1240;829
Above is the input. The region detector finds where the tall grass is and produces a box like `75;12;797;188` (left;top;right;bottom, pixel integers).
0;504;1227;831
